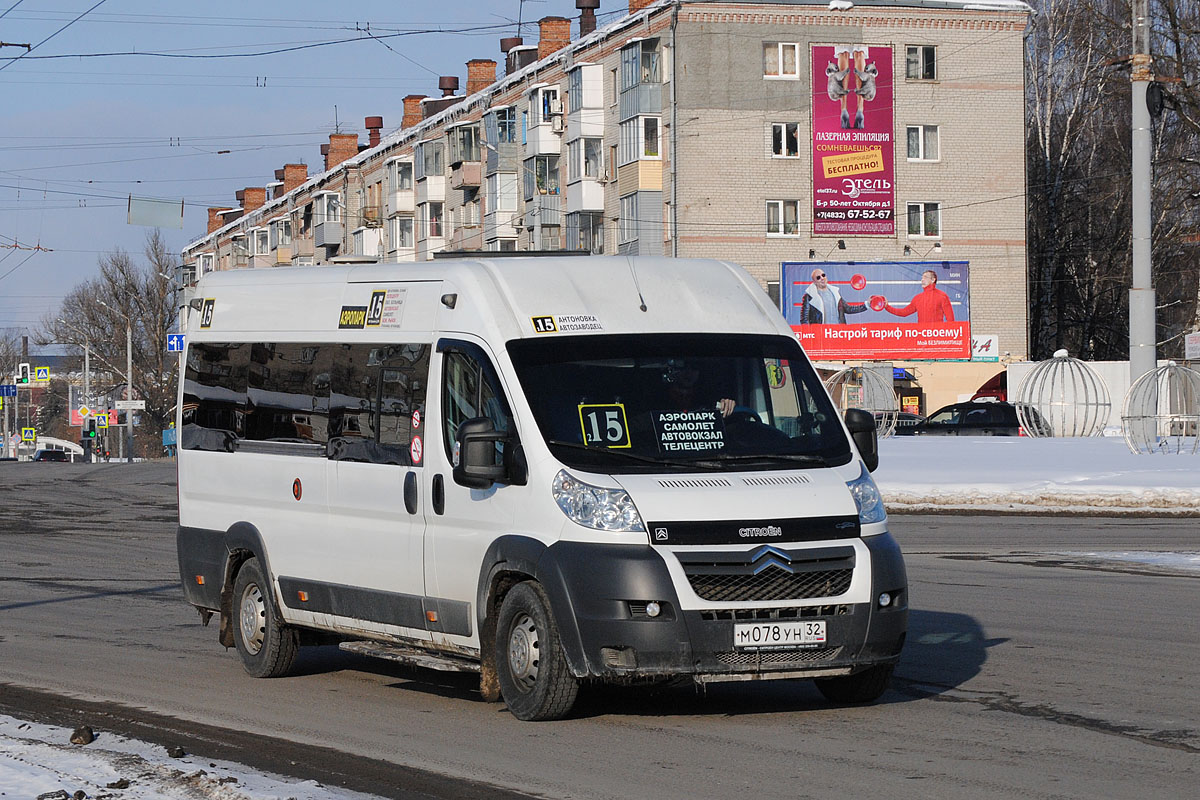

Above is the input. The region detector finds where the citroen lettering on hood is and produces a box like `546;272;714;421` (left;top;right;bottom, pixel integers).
739;525;783;538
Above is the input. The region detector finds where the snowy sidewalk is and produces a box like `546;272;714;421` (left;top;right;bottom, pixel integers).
874;436;1200;515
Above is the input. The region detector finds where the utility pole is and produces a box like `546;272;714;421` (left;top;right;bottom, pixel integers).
126;321;133;463
1129;0;1157;385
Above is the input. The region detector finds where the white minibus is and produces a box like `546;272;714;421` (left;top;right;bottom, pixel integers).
176;256;906;720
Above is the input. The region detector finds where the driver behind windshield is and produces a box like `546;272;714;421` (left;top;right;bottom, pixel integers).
662;362;736;418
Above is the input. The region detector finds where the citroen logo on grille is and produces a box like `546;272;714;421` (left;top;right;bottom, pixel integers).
749;544;796;575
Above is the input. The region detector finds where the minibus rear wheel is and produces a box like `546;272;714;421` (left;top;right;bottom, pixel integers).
495;581;579;721
814;664;893;704
232;557;299;678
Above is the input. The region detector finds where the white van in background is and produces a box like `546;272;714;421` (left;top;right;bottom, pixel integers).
176;256;906;721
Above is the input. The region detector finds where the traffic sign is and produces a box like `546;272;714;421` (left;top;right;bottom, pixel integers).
167;333;186;352
0;384;15;397
78;405;92;418
34;366;50;381
21;427;35;442
115;399;146;410
96;414;109;429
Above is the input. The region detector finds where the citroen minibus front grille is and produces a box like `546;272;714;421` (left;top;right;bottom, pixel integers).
715;647;842;667
686;566;853;602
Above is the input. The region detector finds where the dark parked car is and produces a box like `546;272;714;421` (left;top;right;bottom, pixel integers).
31;449;71;462
912;401;1048;437
874;411;927;436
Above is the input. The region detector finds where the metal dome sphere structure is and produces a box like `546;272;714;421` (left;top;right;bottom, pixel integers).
1013;349;1111;437
1121;362;1200;455
823;365;898;437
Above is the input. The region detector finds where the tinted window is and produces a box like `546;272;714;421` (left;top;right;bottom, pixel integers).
245;343;327;444
329;343;431;464
507;333;851;473
182;343;249;451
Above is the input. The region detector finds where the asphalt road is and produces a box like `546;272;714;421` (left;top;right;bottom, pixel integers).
1;462;1197;799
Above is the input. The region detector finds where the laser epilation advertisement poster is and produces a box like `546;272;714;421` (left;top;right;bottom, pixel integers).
781;261;971;360
811;44;895;236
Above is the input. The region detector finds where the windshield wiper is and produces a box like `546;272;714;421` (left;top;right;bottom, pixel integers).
692;452;831;467
545;439;723;470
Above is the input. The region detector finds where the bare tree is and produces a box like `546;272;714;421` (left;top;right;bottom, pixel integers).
1025;0;1200;360
37;230;179;458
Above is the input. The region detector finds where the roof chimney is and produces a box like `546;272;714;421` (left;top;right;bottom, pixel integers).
577;0;600;37
365;115;383;148
402;94;427;129
466;59;496;95
326;133;359;170
537;16;572;61
282;163;307;194
438;75;460;97
207;207;233;234
236;187;266;213
320;143;331;171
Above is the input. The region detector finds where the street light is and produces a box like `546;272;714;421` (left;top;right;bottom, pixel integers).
57;318;94;461
98;300;135;464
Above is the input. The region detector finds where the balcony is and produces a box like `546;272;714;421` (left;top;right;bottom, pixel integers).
314;220;343;248
450;162;481;190
358;206;383;229
448;224;483;251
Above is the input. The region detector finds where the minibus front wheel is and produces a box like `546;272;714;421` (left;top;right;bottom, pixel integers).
495;581;579;721
232;557;299;678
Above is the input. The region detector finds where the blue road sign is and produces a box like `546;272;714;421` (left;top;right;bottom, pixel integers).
166;334;186;352
0;384;16;397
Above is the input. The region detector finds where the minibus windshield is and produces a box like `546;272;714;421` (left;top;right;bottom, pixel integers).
507;333;853;472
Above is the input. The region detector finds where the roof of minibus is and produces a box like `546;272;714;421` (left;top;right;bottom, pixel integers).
190;257;790;341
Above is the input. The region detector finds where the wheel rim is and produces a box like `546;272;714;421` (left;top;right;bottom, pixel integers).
239;582;266;655
506;612;540;692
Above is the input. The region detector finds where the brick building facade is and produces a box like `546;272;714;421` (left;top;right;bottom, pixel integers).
182;0;1030;407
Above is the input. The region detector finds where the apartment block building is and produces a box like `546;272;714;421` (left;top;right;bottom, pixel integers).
182;0;1031;407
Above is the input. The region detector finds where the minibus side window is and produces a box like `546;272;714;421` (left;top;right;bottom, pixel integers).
181;342;249;452
328;343;431;465
244;342;327;444
441;348;511;461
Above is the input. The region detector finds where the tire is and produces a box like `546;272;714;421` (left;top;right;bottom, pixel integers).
232;557;299;678
815;663;894;704
495;581;579;721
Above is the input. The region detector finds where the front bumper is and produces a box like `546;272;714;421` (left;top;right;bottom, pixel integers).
536;532;907;681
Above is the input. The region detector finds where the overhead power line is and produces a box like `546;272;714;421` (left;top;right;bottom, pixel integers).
0;0;108;74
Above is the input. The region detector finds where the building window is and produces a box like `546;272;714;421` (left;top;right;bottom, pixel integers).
314;193;341;224
619;194;638;244
415;142;443;180
763;42;800;79
906;45;937;80
485;107;517;145
610;67;618;106
389;215;413;249
772;123;800;158
387;160;413;193
270;219;291;249
487;172;518;212
254;229;269;256
906;125;940;161
621;39;660;91
491;239;517;251
766;200;800;236
424;202;444;238
619;117;660;165
450;124;480;164
524;155;559;199
907;202;941;238
532;87;559;126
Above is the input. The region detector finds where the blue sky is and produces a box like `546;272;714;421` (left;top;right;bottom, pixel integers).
0;0;609;340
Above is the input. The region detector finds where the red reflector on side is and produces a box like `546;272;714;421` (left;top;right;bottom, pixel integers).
195;575;205;585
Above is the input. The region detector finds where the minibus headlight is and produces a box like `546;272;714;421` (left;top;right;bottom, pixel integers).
552;470;646;533
846;464;887;526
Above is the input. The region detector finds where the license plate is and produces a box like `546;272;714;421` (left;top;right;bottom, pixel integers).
733;620;826;650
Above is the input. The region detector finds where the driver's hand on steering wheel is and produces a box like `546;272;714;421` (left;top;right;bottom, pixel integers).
716;398;735;417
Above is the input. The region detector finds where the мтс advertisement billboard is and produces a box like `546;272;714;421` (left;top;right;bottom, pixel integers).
782;261;971;360
811;44;895;236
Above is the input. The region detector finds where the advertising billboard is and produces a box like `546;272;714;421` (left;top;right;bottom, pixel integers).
782;261;971;360
811;44;895;236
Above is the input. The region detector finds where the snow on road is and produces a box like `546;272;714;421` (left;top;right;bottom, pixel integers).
0;715;375;800
875;436;1200;514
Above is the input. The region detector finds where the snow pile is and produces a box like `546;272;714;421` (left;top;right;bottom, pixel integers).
874;436;1200;515
0;715;374;800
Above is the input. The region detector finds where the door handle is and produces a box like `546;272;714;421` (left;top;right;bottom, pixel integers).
432;473;445;516
404;471;418;515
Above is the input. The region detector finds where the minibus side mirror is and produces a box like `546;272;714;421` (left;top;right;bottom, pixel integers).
844;408;879;473
454;417;511;489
